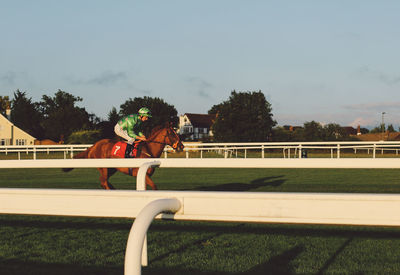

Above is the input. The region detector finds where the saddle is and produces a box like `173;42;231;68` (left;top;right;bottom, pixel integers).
111;142;142;158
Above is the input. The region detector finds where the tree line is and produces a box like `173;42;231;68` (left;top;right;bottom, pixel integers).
0;89;389;144
0;90;177;143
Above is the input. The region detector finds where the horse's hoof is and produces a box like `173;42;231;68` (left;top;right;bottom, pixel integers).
101;183;115;190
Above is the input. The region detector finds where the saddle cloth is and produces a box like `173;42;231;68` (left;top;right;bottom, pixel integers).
111;142;141;158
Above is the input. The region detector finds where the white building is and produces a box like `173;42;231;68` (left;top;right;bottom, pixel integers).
0;113;36;145
178;113;215;140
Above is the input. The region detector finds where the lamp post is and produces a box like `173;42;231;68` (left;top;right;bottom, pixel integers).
381;112;386;141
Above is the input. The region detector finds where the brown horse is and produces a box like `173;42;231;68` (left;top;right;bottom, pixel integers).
63;123;184;190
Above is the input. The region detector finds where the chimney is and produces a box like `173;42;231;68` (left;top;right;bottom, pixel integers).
357;125;361;135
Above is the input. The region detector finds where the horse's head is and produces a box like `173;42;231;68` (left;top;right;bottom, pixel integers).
148;123;184;153
165;124;184;152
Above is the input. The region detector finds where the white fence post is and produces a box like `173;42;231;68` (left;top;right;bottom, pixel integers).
298;145;302;159
135;160;161;267
337;144;340;159
136;161;161;191
373;144;376;158
124;198;181;275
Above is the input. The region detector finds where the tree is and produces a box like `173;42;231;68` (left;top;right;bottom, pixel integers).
370;125;384;134
39;90;92;141
272;127;293;142
108;107;121;125
322;123;347;141
119;96;178;134
209;90;276;142
0;96;10;115
387;124;395;132
67;129;101;144
95;107;121;139
10;90;44;139
303;121;323;141
360;127;369;134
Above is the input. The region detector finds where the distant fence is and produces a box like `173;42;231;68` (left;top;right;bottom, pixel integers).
178;141;400;159
0;144;91;159
2;141;400;160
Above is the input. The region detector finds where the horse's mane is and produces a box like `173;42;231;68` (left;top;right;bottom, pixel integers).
150;125;164;135
149;123;171;137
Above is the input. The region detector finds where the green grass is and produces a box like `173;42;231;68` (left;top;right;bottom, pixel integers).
2;167;400;274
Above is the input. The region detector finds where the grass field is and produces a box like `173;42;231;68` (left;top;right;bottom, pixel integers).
1;167;400;274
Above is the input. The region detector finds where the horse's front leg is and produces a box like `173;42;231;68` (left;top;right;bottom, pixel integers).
145;174;157;190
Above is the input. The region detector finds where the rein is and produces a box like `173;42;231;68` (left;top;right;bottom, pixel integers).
142;126;180;150
145;140;167;145
145;127;170;145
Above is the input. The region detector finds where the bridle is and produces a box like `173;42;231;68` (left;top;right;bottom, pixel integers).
145;127;180;149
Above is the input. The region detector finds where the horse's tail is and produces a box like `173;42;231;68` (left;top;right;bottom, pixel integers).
62;147;92;172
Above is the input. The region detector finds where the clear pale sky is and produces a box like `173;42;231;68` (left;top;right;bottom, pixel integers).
1;1;399;129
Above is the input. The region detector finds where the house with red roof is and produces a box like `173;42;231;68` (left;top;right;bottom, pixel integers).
178;113;216;140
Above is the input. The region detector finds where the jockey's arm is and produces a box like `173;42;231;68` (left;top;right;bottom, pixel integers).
118;115;146;142
135;133;146;141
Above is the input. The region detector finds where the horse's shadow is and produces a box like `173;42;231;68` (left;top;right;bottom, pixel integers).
193;176;286;191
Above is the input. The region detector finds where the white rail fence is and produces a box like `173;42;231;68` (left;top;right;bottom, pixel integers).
2;158;400;274
2;141;400;160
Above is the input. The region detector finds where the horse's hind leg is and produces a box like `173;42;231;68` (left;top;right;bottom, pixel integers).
97;168;115;190
129;168;157;190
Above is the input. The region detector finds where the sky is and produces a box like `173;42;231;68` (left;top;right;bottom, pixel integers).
1;1;400;129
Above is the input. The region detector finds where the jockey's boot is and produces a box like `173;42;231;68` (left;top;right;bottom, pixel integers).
125;143;134;158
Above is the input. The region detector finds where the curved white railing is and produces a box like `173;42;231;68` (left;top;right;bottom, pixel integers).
125;198;181;275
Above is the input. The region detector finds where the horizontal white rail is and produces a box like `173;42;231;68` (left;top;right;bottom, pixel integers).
2;188;400;226
1;158;400;169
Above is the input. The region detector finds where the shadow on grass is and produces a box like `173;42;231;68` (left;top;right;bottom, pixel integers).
0;259;122;275
0;215;132;231
316;237;353;275
150;222;400;240
2;215;400;241
145;245;304;275
242;245;304;275
193;176;286;191
2;217;399;275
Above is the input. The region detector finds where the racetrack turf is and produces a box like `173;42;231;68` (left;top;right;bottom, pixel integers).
1;167;400;274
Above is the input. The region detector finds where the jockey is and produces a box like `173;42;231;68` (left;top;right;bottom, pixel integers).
114;107;151;145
